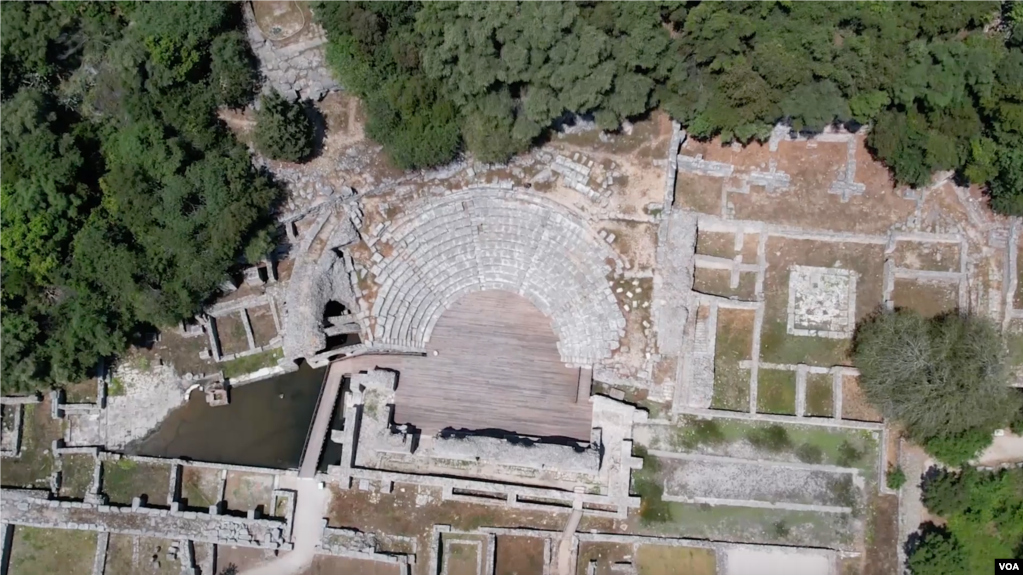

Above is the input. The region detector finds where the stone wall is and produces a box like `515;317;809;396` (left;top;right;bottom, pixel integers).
1;489;292;550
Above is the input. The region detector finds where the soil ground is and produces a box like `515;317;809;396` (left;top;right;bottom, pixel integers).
891;279;958;318
841;376;883;423
180;466;220;509
224;471;274;513
298;555;402;575
693;267;756;300
891;241;960;272
248;305;279;348
328;483;615;575
636;544;716;575
495;535;545;575
861;495;900;575
576;542;633;575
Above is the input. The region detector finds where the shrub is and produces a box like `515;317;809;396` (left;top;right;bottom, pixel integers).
745;425;791;452
631;445;670;524
795;443;824;464
673;418;726;449
254;90;314;163
837;440;864;467
921;428;993;467
907;523;968;575
887;465;907;490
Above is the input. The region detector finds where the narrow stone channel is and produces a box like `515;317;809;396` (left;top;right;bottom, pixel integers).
128;363;327;469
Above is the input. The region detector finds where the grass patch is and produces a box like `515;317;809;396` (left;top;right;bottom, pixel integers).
759;319;850;366
102;459;171;506
108;377;126;396
649;417;878;473
632;446;670;524
805;373;834;417
220;348;283;379
654;502;855;548
10;527;96;575
712;308;753;412
756;369;796;415
669;418;727;450
1;403;61;489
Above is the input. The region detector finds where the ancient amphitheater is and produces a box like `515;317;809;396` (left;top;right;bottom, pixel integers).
367;187;626;366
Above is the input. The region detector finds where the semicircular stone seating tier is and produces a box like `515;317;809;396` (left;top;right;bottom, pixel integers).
367;187;626;366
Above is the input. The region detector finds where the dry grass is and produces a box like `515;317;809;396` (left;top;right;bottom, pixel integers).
840;376;883;423
693;267;756;301
712;308;754;412
891;241;960;272
675;172;723;215
636;545;716;575
695;231;735;258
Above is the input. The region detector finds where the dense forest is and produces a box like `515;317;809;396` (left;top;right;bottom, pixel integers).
1;2;278;393
318;1;1023;214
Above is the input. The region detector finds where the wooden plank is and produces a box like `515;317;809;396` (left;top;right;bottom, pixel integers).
390;290;592;440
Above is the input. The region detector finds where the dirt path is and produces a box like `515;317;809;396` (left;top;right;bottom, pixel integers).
975;432;1023;466
242;477;330;575
556;508;582;575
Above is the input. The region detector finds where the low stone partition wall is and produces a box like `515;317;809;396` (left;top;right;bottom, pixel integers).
1;488;292;551
104;453;300;477
317;523;414;567
0;395;41;405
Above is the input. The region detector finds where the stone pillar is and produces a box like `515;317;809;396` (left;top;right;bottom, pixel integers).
217;469;228;504
239;310;256;351
167;464;180;506
204;316;223;361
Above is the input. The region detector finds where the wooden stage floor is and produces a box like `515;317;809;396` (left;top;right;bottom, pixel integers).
388;290;593;440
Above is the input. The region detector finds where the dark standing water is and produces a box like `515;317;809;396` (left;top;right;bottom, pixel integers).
129;364;327;469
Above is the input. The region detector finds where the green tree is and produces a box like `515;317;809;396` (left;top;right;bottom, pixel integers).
254;90;314;163
209;31;259;109
853;310;1020;464
907;524;968;575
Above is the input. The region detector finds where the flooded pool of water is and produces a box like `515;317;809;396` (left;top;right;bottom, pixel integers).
129;363;326;469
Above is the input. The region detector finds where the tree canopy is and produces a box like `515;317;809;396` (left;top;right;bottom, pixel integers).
317;1;1023;213
1;2;277;393
254;90;315;163
909;467;1023;574
853;310;1020;465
